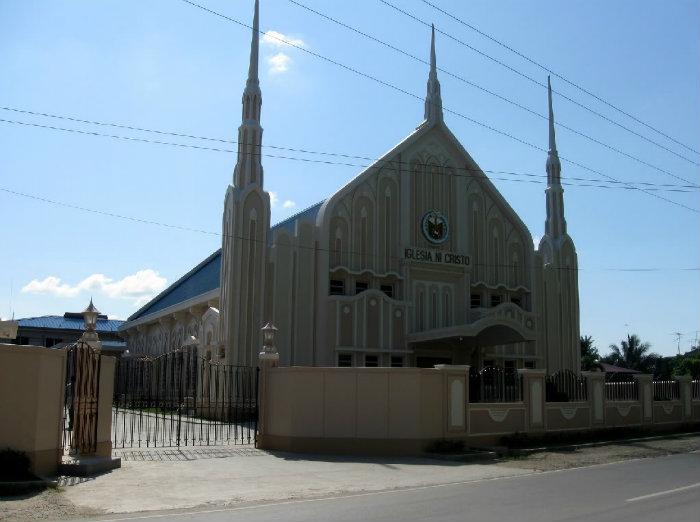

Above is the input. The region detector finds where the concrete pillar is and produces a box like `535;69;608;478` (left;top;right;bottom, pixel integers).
633;374;653;424
518;369;546;432
257;323;280;441
582;371;605;428
95;355;116;457
434;364;469;435
676;375;692;421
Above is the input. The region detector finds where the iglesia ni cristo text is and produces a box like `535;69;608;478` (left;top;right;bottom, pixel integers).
120;0;581;373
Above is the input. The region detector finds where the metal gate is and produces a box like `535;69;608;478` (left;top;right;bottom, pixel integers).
112;347;258;448
62;340;101;455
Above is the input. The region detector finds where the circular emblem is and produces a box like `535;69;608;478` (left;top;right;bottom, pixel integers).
421;209;449;244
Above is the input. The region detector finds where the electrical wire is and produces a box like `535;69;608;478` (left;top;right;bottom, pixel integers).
178;0;698;213
2;116;697;194
420;0;699;156
1;185;698;274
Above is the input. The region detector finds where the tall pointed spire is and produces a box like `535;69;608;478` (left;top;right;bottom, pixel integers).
247;0;260;87
424;24;443;124
544;76;566;239
233;0;263;188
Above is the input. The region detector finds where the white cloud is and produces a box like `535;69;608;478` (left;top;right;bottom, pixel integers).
532;235;542;248
269;191;279;207
22;269;167;307
261;30;305;48
268;52;291;74
282;200;296;209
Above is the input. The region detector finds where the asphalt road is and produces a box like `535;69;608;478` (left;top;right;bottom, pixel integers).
99;451;700;522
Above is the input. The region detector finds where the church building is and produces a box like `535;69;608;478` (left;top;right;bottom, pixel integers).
120;0;581;373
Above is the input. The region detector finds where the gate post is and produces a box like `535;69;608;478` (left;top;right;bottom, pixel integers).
582;371;605;428
518;369;547;433
257;323;279;446
676;375;692;421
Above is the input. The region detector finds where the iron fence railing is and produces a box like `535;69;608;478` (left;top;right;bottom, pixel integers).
546;370;588;402
469;366;523;403
693;380;700;400
112;347;258;448
604;373;639;401
653;380;680;401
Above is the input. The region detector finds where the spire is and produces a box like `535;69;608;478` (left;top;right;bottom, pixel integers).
233;0;264;188
424;24;443;124
247;0;260;88
547;76;557;154
544;76;566;239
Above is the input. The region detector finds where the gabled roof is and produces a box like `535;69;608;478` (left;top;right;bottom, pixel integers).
124;206;325;326
16;315;123;333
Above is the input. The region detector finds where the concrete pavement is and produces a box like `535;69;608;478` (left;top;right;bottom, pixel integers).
90;451;700;522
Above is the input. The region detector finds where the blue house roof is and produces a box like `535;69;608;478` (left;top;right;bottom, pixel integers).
124;202;324;326
17;315;124;333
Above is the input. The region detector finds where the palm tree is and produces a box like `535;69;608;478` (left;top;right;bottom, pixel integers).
603;334;657;373
580;335;599;371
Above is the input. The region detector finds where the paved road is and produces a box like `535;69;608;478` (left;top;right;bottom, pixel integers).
94;451;700;522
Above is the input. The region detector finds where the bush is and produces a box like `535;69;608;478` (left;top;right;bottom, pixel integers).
0;448;34;481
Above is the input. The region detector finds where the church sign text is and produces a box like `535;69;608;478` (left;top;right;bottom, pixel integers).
404;247;470;266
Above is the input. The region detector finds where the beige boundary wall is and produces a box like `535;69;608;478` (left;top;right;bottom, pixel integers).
0;344;117;475
257;366;700;455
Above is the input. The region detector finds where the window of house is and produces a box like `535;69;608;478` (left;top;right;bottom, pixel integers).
355;281;369;294
390;356;404;368
330;279;345;295
45;337;62;348
511;296;522;308
524;361;535;369
380;284;394;298
470;293;482;308
338;353;352;367
490;294;503;307
364;355;379;367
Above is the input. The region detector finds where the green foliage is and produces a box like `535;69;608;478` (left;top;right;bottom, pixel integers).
602;334;659;373
670;346;700;378
580;335;599;371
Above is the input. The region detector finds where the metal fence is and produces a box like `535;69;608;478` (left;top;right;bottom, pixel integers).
469;366;523;403
653;380;680;401
604;373;639;401
693;380;700;400
546;370;588;402
112;347;258;448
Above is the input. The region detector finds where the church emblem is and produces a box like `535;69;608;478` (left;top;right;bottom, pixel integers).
421;210;449;244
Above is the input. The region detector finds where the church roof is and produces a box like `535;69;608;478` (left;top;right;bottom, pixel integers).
124;205;324;326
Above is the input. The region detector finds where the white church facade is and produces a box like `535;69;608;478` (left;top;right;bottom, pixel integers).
120;0;581;373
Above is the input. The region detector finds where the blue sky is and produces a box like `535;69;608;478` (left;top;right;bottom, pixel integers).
0;0;698;356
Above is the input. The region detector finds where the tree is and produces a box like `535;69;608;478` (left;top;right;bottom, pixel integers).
602;334;659;374
671;345;700;379
579;335;599;371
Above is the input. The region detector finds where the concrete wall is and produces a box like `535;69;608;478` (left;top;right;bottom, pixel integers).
0;344;66;476
258;366;700;455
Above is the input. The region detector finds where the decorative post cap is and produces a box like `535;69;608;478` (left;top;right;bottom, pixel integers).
260;321;279;362
82;298;100;332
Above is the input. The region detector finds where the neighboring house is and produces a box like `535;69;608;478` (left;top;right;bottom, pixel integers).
121;2;581;372
0;312;126;355
591;362;640;374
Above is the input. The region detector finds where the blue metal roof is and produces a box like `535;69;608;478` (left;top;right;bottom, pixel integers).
124;202;324;326
127;249;222;322
17;316;124;332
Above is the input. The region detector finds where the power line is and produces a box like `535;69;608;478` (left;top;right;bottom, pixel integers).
2;116;697;194
3;107;698;190
178;0;698;213
288;0;699;185
2;185;698;274
420;0;700;156
379;0;700;166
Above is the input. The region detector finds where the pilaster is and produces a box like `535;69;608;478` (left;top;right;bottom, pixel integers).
582;371;605;427
633;374;653;424
519;369;546;432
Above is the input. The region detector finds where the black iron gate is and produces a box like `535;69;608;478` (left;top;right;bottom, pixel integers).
62;340;101;455
112;347;258;448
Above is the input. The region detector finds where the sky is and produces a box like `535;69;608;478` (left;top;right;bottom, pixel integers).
0;0;698;357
